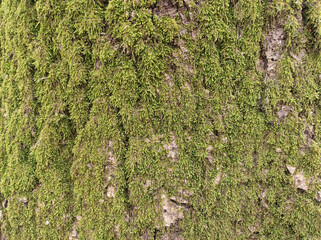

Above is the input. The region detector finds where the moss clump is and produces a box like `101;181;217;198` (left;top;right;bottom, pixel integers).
0;0;321;239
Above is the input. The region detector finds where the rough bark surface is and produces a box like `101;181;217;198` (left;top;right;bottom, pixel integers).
1;0;321;239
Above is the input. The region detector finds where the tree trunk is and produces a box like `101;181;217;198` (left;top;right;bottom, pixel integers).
0;0;321;239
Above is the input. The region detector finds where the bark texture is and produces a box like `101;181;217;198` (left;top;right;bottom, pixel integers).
1;0;321;239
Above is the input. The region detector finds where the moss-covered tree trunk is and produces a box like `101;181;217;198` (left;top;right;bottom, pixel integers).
1;0;321;239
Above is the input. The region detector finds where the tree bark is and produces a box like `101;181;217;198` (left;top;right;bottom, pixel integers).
0;0;321;239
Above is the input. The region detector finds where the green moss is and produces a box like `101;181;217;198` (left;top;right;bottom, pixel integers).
0;0;321;239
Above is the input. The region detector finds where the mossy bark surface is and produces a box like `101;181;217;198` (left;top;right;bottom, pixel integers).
1;0;321;239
